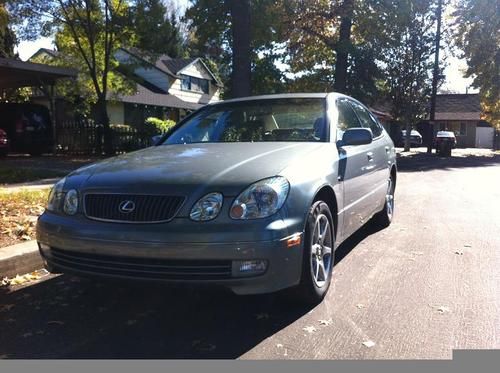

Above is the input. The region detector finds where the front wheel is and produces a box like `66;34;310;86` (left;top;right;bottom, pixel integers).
373;174;395;228
294;201;335;304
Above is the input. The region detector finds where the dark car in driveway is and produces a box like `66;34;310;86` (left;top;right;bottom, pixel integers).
37;93;397;304
397;129;423;147
0;103;53;156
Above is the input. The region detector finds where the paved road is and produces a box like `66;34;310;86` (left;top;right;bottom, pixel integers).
1;150;499;359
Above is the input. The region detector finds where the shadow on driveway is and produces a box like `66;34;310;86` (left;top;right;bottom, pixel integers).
0;221;382;359
397;151;500;173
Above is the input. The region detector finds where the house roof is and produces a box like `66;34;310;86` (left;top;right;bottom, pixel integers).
162;58;197;74
0;57;77;89
434;94;481;121
120;48;222;86
113;83;204;111
436;94;481;113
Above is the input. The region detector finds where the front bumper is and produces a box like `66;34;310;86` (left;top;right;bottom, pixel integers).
36;212;304;295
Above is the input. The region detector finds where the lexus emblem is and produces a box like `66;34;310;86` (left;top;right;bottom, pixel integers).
118;200;135;214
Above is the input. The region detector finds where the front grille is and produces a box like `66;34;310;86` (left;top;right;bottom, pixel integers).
84;194;185;223
48;247;233;280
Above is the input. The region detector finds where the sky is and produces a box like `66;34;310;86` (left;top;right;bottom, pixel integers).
14;0;478;95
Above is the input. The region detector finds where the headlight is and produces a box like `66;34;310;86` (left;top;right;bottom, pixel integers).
190;192;223;221
230;176;289;220
63;189;79;215
47;178;66;212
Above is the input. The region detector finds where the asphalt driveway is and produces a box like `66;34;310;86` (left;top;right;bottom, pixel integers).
0;149;499;359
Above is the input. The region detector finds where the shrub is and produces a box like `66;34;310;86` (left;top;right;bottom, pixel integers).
145;117;176;134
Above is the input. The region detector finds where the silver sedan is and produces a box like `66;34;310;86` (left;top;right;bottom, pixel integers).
37;93;397;304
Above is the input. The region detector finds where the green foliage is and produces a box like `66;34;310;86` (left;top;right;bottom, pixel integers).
383;0;435;138
130;0;183;57
145;117;176;134
185;0;286;96
0;4;16;58
454;0;500;129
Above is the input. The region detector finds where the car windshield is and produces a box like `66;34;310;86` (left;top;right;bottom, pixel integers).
161;98;327;144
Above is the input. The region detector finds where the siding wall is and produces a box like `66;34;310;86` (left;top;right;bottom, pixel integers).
107;102;124;125
168;61;220;105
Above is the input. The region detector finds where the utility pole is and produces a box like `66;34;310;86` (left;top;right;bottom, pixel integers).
427;0;443;154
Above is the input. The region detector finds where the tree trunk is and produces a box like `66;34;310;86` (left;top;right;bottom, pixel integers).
404;122;411;152
333;0;353;93
96;95;113;155
229;0;251;98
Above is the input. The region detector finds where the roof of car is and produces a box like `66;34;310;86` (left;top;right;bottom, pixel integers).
211;93;332;105
436;131;456;137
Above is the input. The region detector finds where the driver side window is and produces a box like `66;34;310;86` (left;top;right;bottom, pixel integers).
336;98;362;140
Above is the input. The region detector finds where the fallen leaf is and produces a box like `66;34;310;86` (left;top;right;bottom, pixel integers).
255;312;269;320
0;304;15;312
356;304;365;309
318;318;332;326
464;244;472;248
455;250;464;255
303;326;317;333
362;340;376;348
47;320;65;326
276;343;283;348
436;306;450;314
192;340;216;352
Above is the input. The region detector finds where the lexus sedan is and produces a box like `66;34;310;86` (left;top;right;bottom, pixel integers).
37;93;397;304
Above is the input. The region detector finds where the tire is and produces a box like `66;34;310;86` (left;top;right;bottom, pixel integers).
372;174;395;228
294;201;335;305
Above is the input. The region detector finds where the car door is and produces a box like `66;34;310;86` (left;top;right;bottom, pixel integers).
349;100;391;216
336;98;377;240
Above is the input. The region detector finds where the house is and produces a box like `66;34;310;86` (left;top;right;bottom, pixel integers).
431;94;494;148
28;47;222;127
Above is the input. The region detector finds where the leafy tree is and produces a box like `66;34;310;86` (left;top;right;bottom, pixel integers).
280;0;394;102
130;0;183;58
0;3;16;58
8;0;135;154
383;0;436;151
454;0;500;129
185;0;285;97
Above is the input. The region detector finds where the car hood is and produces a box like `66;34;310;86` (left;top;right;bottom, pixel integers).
68;142;322;196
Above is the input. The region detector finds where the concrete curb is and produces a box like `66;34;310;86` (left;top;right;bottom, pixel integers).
0;240;43;278
0;178;58;193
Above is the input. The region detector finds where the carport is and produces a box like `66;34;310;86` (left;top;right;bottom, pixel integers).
0;57;77;153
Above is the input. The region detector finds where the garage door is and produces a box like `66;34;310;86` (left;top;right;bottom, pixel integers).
475;127;494;148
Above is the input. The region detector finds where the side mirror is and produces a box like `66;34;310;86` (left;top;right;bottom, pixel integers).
340;128;373;146
151;134;163;146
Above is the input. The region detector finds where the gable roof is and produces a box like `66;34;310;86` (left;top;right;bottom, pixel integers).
162;58;197;74
436;94;481;113
120;48;222;86
433;94;481;121
112;82;203;111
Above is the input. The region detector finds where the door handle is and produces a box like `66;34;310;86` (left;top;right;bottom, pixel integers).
385;146;390;154
367;152;374;161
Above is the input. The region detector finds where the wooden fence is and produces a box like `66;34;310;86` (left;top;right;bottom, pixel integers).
57;120;152;155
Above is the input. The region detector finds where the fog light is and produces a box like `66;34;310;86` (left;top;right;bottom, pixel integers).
233;260;267;277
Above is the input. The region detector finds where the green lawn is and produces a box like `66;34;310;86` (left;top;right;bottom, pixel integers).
0;167;65;185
